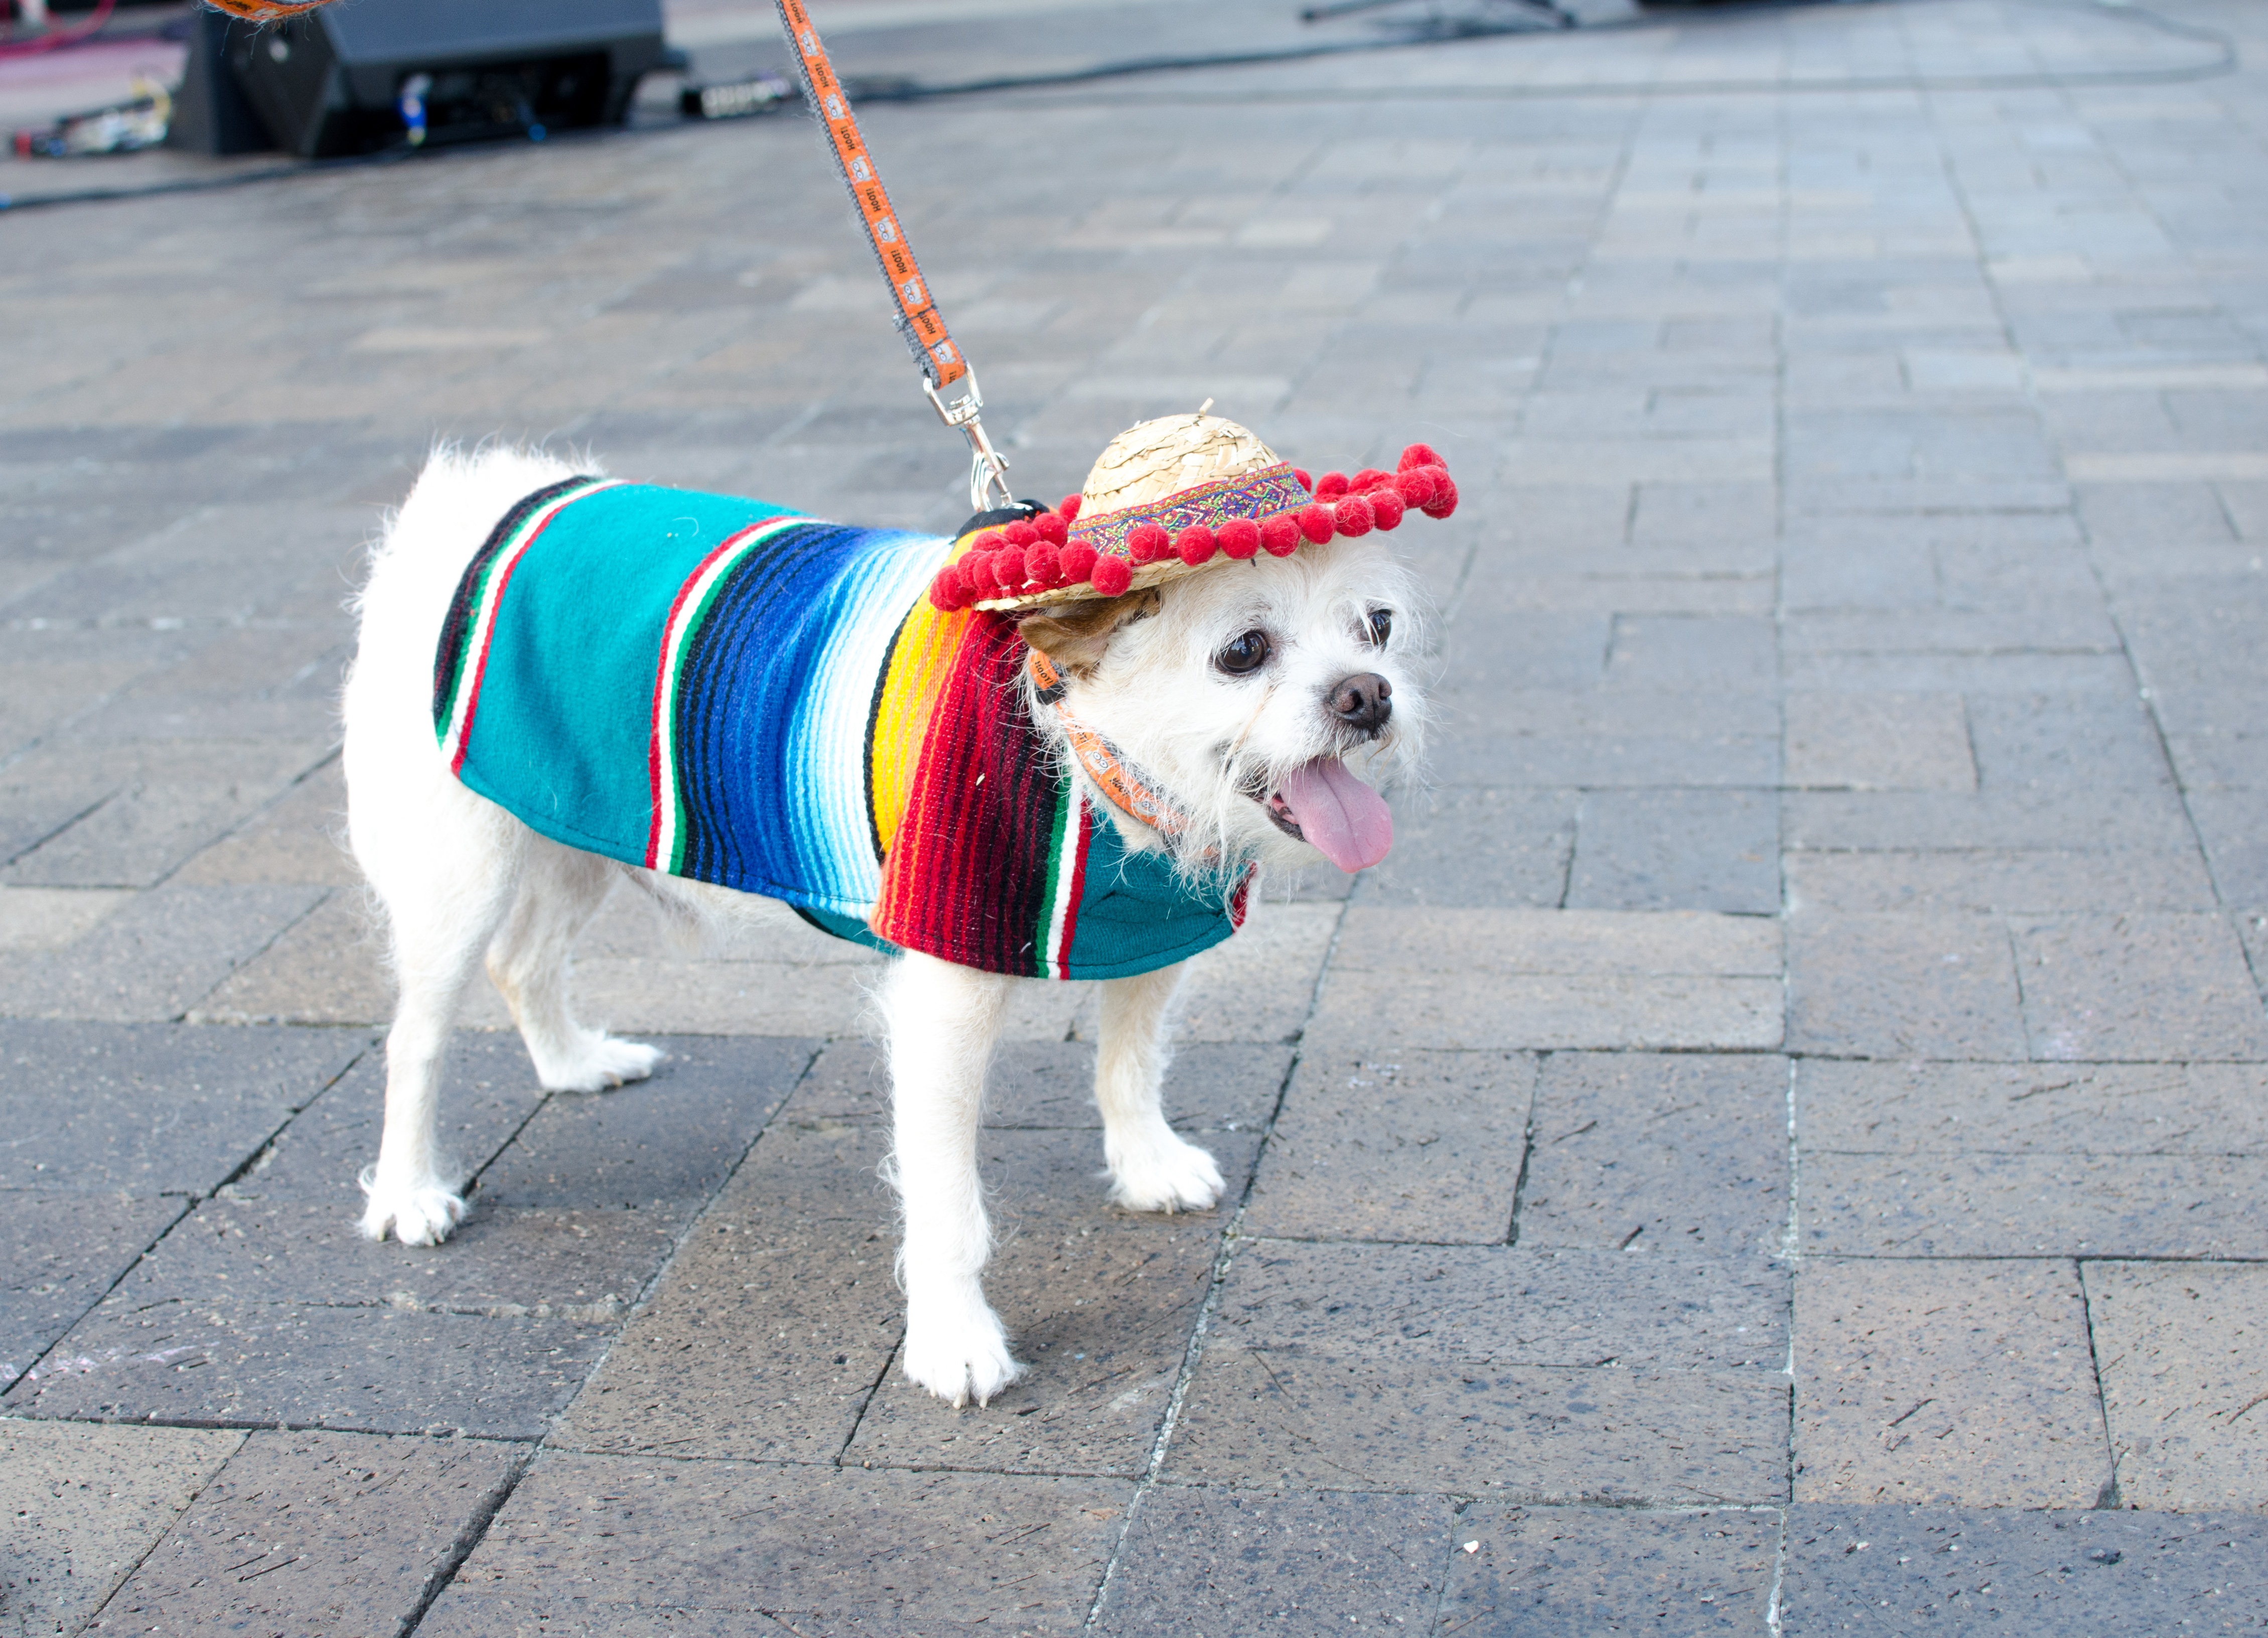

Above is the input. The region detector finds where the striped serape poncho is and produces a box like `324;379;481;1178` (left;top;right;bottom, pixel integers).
432;476;1248;980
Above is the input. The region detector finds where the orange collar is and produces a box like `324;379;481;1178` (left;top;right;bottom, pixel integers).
1026;648;1198;846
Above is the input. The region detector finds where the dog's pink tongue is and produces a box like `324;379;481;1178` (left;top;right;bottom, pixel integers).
1275;758;1393;872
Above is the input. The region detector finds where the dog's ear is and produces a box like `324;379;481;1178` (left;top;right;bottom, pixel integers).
1016;588;1160;677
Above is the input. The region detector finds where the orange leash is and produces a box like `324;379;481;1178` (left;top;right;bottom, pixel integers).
773;0;1013;510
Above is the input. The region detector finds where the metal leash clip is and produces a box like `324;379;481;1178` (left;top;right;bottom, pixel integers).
924;369;1015;513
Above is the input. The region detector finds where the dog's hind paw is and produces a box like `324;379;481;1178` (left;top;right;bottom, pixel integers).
1109;1135;1224;1214
902;1292;1024;1408
358;1168;466;1246
534;1033;663;1095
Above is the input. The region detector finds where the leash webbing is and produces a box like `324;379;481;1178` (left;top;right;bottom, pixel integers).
772;0;1013;509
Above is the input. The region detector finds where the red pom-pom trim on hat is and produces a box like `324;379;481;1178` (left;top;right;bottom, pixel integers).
1298;504;1336;544
1293;469;1312;491
929;562;968;611
994;547;1028;590
1260;513;1303;557
1090;555;1132;596
1027;542;1062;589
1217;517;1260;560
959;551;994;592
1397;443;1443;472
970;529;1006;555
1033;512;1068;547
1334;495;1375;537
1061;540;1098;583
1127;523;1170;565
1003;520;1038;549
1422;472;1459;519
1059;494;1082;522
1393;466;1438;509
1368;488;1405;530
1176;526;1218;567
1314;470;1351;501
1352;468;1391;493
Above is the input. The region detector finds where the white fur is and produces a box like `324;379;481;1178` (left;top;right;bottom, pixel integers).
341;445;1426;1402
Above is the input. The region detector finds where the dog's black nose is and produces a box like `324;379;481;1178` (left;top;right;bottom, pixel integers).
1327;671;1393;734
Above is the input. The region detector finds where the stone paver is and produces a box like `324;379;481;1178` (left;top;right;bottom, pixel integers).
1440;1506;1781;1634
1795;1259;2108;1509
0;1420;244;1638
7;0;2268;1625
1780;1506;2268;1637
1242;1049;1533;1242
87;1429;522;1636
2087;1260;2268;1512
1096;1488;1451;1634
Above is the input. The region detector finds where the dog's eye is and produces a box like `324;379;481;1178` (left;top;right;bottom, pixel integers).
1214;629;1271;676
1366;608;1393;647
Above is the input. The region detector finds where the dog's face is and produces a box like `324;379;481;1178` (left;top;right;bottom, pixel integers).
1021;535;1426;874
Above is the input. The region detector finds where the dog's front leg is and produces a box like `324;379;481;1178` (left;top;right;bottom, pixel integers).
884;949;1022;1407
1096;963;1224;1212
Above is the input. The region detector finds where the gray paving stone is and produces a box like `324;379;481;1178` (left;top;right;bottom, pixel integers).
845;1130;1256;1476
474;1035;811;1210
1208;1241;1788;1371
554;1120;901;1465
1605;615;1777;691
2085;1260;2268;1512
6;1270;615;1435
1166;1345;1789;1504
0;1019;367;1193
1519;1053;1787;1259
1784;846;2216;914
428;1454;1131;1635
0;1190;184;1390
2189;789;2268;907
1439;1505;1781;1635
1797;1060;2268;1156
1799;1151;2268;1259
1786;912;2027;1059
1;740;332;890
1784;787;2198;854
241;1030;554;1203
1778;1505;2268;1637
110;1193;683;1322
2013;914;2268;1061
1794;1258;2107;1510
1967;693;2174;792
1243;1050;1533;1244
0;1420;245;1638
1783;692;1975;792
87;1428;522;1637
0;881;331;1023
1567;787;1779;914
1352;787;1577;909
783;1039;1295;1134
1313;909;1783;1054
1095;1487;1452;1634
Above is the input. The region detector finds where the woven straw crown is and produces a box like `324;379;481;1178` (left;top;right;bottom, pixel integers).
926;412;1459;614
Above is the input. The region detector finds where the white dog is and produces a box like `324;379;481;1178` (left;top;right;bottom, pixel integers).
341;440;1427;1406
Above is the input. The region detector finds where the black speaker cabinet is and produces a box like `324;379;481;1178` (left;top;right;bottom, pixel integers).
228;0;667;159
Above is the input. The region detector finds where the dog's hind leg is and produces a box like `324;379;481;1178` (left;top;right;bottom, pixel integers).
487;840;662;1093
885;949;1023;1407
357;825;523;1247
1096;962;1224;1213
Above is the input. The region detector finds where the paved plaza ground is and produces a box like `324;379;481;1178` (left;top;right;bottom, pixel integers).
6;0;2268;1629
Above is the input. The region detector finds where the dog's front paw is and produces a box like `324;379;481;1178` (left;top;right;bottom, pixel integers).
901;1288;1023;1408
358;1168;466;1246
1110;1134;1225;1214
535;1033;663;1095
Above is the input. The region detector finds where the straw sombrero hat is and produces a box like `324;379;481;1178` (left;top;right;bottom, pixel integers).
925;411;1458;613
